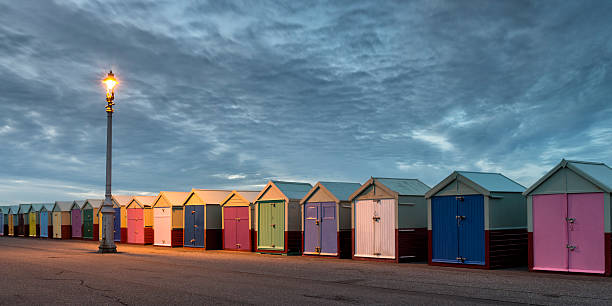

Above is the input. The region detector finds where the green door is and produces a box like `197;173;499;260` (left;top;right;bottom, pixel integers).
83;209;93;239
258;201;284;251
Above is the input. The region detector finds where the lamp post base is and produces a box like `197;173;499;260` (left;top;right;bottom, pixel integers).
97;245;117;253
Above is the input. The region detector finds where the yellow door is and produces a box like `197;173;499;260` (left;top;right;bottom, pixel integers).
53;212;62;238
29;212;37;236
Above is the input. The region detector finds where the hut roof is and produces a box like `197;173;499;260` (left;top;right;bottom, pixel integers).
301;182;361;204
8;205;19;214
53;201;73;212
70;200;85;210
189;189;232;205
154;191;190;207
220;190;259;206
18;204;32;214
272;181;313;200
131;196;157;208
83;199;104;209
350;178;430;201
112;195;133;207
524;159;612;195
29;203;52;212
426;171;525;198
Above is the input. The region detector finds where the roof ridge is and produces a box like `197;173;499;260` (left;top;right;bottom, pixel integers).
272;180;312;185
373;177;421;180
456;170;502;175
564;159;605;166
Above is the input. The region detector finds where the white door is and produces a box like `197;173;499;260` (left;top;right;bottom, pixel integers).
355;200;374;257
375;199;396;259
154;207;171;246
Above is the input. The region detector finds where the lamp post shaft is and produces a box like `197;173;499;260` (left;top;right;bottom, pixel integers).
98;88;117;253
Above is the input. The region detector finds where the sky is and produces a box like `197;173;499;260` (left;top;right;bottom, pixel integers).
1;0;612;204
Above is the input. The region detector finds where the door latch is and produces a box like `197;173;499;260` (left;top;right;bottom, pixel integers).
567;244;576;251
456;257;466;262
236;243;241;247
315;247;321;253
315;220;320;225
191;210;196;214
372;216;380;221
373;252;381;256
456;216;466;220
271;224;276;228
194;224;198;228
235;217;241;221
190;239;195;243
566;217;575;223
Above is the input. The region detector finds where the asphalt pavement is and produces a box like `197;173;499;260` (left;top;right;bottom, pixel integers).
1;237;611;305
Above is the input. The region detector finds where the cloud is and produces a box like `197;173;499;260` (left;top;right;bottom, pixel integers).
0;1;611;203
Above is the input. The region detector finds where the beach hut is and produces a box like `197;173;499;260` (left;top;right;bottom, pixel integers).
153;191;190;247
183;189;231;249
39;204;54;238
97;200;121;242
112;195;133;243
18;204;32;237
254;181;312;255
52;201;73;239
349;178;430;262
28;204;50;237
81;199;103;240
301;182;361;258
70;201;85;239
8;206;18;236
426;171;527;269
220;190;259;251
126;196;157;244
524;159;612;275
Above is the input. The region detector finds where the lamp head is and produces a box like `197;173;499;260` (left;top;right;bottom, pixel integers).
103;70;117;91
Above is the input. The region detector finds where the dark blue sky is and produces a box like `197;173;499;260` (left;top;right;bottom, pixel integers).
1;1;611;203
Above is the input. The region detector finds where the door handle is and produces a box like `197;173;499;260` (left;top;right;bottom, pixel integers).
566;218;575;223
271;224;276;228
456;216;466;220
372;216;380;221
567;244;576;251
315;220;320;225
194;225;198;228
190;239;195;243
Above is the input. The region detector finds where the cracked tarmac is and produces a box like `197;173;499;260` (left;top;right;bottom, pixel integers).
1;237;612;305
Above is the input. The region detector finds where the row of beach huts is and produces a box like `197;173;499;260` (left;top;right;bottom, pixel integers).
1;159;612;276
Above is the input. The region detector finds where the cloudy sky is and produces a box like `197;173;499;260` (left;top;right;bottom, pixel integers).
1;1;611;204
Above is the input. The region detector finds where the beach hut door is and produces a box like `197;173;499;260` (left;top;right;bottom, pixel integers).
83;210;93;238
72;209;82;238
113;207;121;242
53;213;61;238
304;203;320;254
258;201;284;250
567;193;604;274
457;195;485;265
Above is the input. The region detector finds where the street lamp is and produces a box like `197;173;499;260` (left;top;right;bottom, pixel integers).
98;70;118;253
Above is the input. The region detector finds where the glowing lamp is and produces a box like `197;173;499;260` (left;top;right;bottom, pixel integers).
103;70;117;91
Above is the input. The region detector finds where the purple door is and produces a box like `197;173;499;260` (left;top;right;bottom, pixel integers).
304;203;319;254
568;193;605;274
71;209;82;238
223;207;250;250
304;202;337;255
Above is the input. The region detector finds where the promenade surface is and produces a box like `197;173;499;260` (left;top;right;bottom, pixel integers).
0;237;611;305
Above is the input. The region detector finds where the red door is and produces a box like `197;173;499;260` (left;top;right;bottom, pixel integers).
567;193;605;273
533;194;568;271
224;207;250;251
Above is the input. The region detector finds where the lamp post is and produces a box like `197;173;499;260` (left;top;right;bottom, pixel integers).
98;70;118;253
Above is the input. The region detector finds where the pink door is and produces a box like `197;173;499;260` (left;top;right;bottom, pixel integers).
71;209;82;238
224;207;250;250
154;207;171;246
533;194;568;271
127;208;144;244
568;193;605;273
223;207;236;250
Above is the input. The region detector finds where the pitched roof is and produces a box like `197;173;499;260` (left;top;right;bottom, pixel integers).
426;171;524;198
0;206;9;214
155;191;190;207
320;182;363;201
53;201;73;212
272;181;313;200
29;203;52;212
83;199;104;209
190;189;232;205
8;205;19;214
18;204;32;214
41;203;55;211
457;171;525;193
112;195;133;207
71;200;85;210
375;178;430;195
221;190;259;206
524;159;612;195
131;196;157;208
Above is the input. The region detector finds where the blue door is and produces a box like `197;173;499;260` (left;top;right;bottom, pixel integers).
431;196;459;263
114;208;121;242
458;195;485;265
40;211;48;237
184;205;205;247
320;202;337;254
